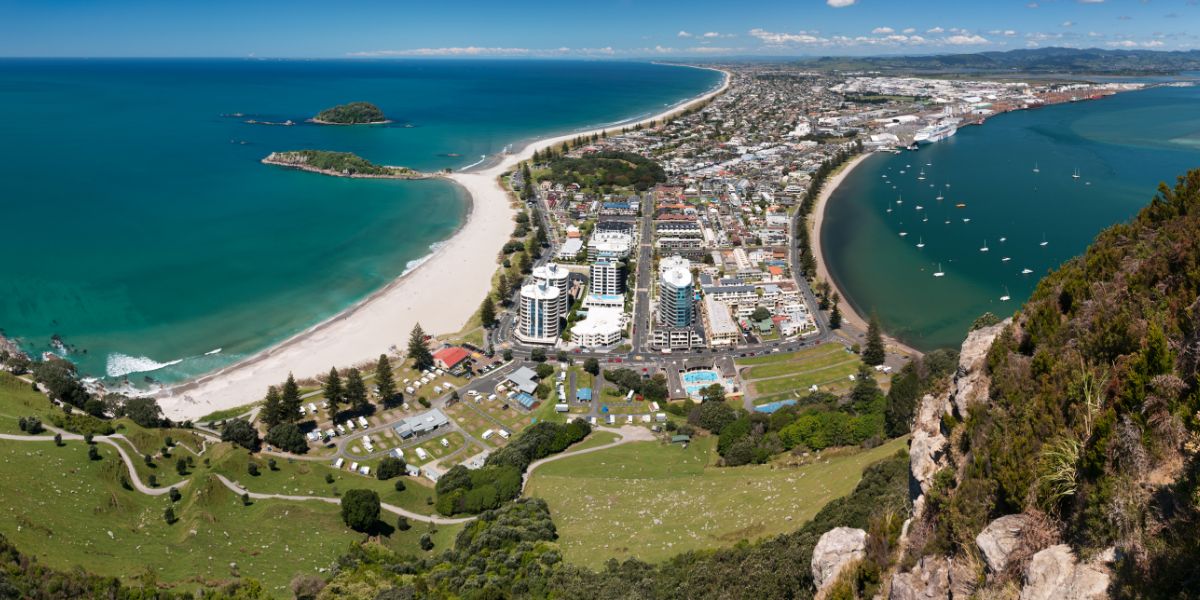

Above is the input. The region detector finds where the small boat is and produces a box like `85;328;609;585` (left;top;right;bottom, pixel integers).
916;237;925;248
999;237;1007;242
936;191;944;201
915;205;924;210
944;219;951;224
899;231;908;237
896;196;903;205
923;216;929;222
955;203;967;208
1040;234;1049;247
918;169;926;181
1022;268;1033;274
1072;168;1081;179
1000;287;1011;302
980;240;989;252
963;218;971;223
1002;257;1011;262
1033;162;1040;173
933;263;945;277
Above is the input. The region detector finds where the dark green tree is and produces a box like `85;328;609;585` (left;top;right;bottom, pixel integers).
163;506;176;524
87;445;100;461
261;385;284;430
376;456;407;480
280;373;302;423
175;458;187;476
751;306;772;322
341;489;381;532
863;313;886;366
122;397;163;428
375;354;396;404
220;418;260;451
168;487;181;502
397;516;411;531
408;324;434;371
265;423;308;454
324;367;344;416
850;363;883;415
345;368;368;413
700;383;726;404
480;296;498;328
583;357;600;376
830;295;843;330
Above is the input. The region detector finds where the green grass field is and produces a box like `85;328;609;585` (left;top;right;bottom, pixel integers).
524;435;907;568
0;372;58;433
736;343;870;398
742;346;853;380
735;343;846;366
0;439;459;597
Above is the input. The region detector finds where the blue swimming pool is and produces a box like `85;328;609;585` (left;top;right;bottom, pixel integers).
682;370;721;397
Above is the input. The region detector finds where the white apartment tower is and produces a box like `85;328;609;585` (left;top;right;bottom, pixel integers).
532;262;571;315
589;259;625;296
516;281;561;345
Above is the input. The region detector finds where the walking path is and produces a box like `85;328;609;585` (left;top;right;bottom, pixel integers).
0;421;650;524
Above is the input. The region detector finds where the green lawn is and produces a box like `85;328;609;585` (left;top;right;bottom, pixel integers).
568;430;622;451
524;435;908;568
0;439;459;597
207;445;437;516
735;343;845;366
749;361;863;396
742;347;856;380
197;401;260;424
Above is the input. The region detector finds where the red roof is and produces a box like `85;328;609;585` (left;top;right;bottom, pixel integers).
433;347;470;368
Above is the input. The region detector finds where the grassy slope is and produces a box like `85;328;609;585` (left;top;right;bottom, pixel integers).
524;435;908;568
0;440;460;597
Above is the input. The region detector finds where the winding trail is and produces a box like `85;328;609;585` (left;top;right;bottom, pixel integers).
0;423;652;524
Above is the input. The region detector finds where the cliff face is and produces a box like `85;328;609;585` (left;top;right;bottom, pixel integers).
814;169;1200;599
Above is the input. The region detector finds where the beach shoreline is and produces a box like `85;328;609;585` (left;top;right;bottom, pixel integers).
158;66;730;421
810;152;923;358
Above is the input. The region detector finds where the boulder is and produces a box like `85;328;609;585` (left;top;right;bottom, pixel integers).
1020;544;1110;600
976;514;1030;575
949;320;1008;418
811;527;867;591
889;555;952;600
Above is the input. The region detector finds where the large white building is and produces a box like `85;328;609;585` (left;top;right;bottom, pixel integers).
658;262;695;328
516;281;561;345
532;262;570;315
587;231;634;260
589;259;625;296
658;255;691;276
703;294;740;347
570;306;626;348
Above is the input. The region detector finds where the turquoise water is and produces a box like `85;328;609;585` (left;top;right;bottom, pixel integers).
0;59;721;384
823;83;1200;351
682;370;720;396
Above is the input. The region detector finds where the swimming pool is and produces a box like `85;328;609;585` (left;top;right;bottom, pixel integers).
682;370;721;397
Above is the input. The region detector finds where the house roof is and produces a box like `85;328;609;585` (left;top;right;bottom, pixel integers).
433;346;470;367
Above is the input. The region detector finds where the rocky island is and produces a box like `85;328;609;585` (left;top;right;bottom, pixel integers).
311;101;389;124
262;150;429;179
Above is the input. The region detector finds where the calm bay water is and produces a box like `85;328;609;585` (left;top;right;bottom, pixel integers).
823;83;1200;351
0;59;720;383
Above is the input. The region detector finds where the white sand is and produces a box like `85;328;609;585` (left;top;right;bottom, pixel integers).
159;67;730;421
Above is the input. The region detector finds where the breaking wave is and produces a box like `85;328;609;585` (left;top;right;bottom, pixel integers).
105;353;184;378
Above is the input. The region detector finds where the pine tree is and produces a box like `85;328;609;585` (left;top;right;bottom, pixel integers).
324;367;344;416
345;368;368;413
280;373;302;423
261;385;283;429
863;312;886;366
495;274;511;306
480;296;497;329
408;323;434;371
375;354;396;403
830;293;843;330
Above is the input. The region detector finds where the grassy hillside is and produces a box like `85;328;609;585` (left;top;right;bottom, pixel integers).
525;435;908;567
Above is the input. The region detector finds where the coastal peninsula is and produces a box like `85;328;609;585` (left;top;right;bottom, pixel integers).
262;150;428;179
312;101;388;124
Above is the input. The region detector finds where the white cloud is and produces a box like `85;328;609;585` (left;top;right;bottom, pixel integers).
702;31;734;38
872;26;895;34
1078;0;1105;3
1004;29;1018;36
687;46;740;53
926;26;945;33
677;30;693;38
826;0;856;6
749;28;824;44
1144;40;1165;46
902;27;916;34
1061;20;1075;27
654;45;675;53
347;47;532;57
945;34;990;45
1108;40;1138;47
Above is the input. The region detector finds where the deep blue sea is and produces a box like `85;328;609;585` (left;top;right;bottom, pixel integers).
823;82;1200;350
0;59;720;383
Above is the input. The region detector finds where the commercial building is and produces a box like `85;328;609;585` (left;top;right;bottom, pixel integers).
432;346;470;370
515;280;561;344
589;259;625;296
703;295;740;347
587;231;634;260
556;238;583;260
570;306;625;347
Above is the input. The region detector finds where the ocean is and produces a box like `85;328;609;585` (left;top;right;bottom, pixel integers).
822;82;1200;351
0;59;721;384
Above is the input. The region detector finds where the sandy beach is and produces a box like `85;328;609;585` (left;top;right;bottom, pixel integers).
810;152;922;358
159;67;730;421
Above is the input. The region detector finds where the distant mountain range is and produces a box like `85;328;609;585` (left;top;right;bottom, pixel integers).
802;47;1200;76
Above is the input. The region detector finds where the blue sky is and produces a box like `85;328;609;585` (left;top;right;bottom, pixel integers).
1;0;1197;58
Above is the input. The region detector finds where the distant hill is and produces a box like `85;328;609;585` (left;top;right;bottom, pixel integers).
804;46;1200;76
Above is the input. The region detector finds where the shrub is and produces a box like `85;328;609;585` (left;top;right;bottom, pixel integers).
341;489;381;532
247;463;260;476
168;487;181;502
265;423;307;454
220;419;260;452
376;456;407;480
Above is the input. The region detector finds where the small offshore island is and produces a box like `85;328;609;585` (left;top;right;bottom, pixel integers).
262;150;429;179
311;101;389;125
